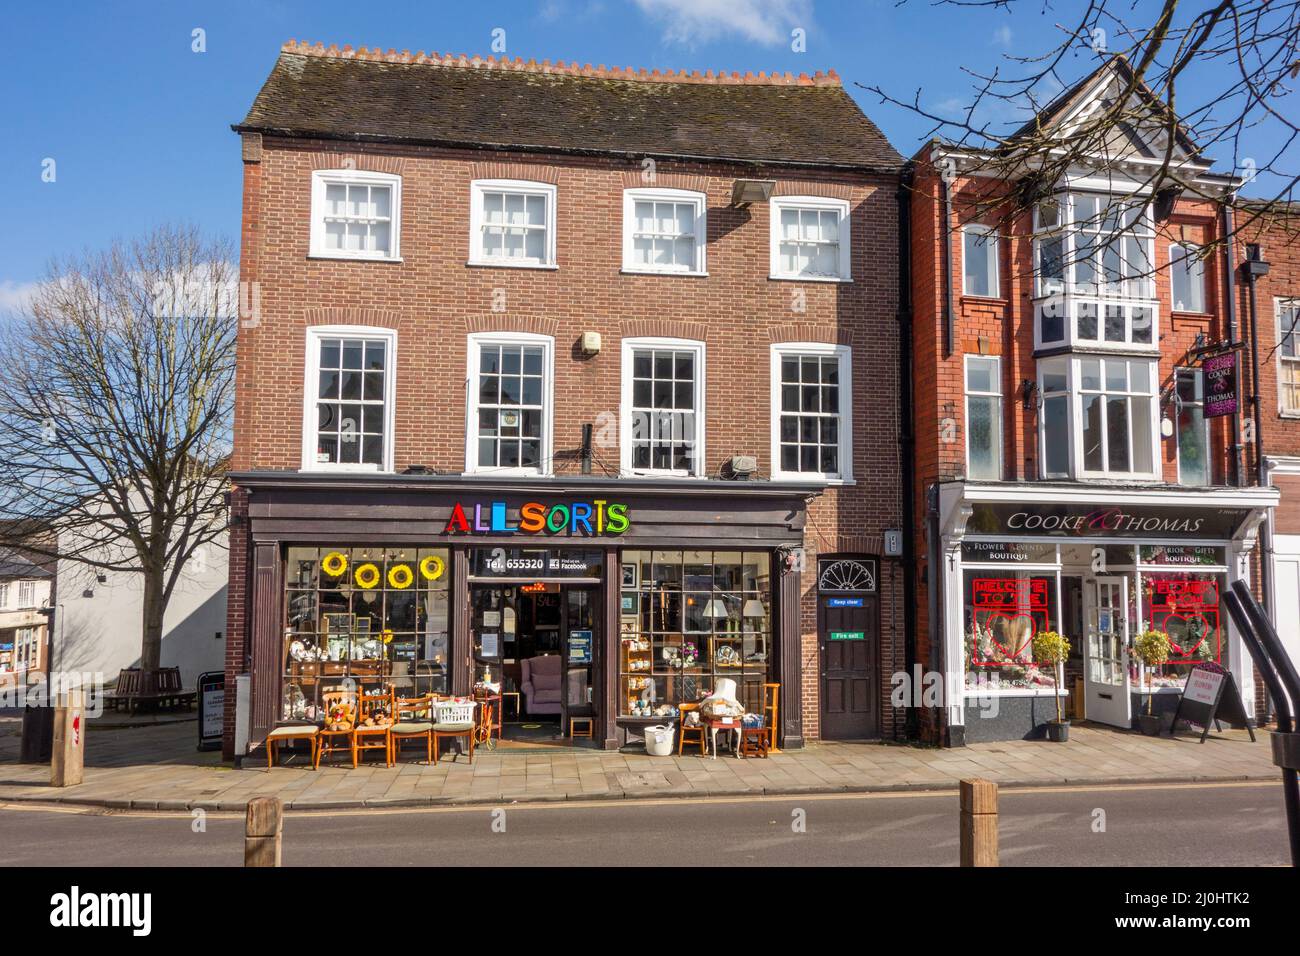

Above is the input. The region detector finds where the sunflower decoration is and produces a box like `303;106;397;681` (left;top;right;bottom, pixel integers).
419;554;445;581
321;551;348;578
380;628;394;645
387;563;414;590
354;562;381;590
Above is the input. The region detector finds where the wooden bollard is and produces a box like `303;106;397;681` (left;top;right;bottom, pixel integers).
245;797;283;867
51;690;85;788
959;778;998;867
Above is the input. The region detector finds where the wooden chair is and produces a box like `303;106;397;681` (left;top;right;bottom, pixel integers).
432;699;477;764
314;685;359;769
265;724;319;768
353;685;396;767
763;682;781;753
677;702;707;756
390;693;436;765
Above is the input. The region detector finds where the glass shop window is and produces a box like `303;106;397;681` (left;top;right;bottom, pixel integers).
1139;571;1225;686
281;546;451;722
963;569;1059;690
618;550;772;719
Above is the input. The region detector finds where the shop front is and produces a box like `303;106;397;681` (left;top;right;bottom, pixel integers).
933;481;1277;744
230;473;817;757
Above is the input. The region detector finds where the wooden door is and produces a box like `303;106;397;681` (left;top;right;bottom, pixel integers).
819;596;879;739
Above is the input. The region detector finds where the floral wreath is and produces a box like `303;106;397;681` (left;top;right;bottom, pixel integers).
354;562;381;590
321;551;348;578
419;554;445;581
387;563;414;589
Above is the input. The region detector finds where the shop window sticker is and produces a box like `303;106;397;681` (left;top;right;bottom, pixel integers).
1146;576;1221;662
969;577;1048;666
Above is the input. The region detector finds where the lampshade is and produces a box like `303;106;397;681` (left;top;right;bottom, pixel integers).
742;599;766;618
703;599;728;619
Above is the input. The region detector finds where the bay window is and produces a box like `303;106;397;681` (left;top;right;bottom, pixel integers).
309;169;401;261
302;328;395;472
622;338;705;476
623;188;706;275
469;180;557;268
770;343;852;480
1038;356;1158;480
964;356;1001;480
467;332;553;475
770;196;851;281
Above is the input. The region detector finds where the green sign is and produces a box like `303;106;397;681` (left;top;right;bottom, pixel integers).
828;631;865;641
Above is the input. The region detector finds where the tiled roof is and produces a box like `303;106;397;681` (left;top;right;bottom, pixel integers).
235;41;904;171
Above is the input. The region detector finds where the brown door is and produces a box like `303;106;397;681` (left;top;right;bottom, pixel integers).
819;597;879;739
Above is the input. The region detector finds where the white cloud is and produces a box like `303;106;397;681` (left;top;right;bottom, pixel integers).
0;279;39;315
993;24;1013;48
631;0;813;47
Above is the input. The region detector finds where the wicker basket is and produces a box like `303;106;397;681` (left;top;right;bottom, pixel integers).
435;700;477;725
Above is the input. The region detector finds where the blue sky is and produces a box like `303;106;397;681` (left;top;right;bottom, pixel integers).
1;0;1287;302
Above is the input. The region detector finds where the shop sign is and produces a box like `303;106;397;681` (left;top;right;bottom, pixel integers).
828;631;865;641
196;671;224;751
1202;352;1239;419
826;597;864;607
444;500;630;536
1139;544;1225;566
961;540;1057;563
568;629;593;663
1172;662;1254;743
471;547;604;579
968;503;1246;539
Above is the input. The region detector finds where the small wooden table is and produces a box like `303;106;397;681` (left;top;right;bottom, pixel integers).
569;716;593;739
703;716;742;760
740;725;769;758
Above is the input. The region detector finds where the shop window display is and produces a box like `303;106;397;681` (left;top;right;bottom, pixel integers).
281;546;450;721
963;570;1059;690
1139;570;1224;686
619;550;771;718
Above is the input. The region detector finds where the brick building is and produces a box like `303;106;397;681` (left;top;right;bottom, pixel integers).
224;42;908;759
908;57;1282;744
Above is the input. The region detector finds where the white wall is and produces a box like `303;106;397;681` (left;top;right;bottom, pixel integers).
1274;533;1300;673
56;543;227;688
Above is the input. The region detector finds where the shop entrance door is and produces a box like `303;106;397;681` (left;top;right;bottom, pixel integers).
819;595;879;739
560;587;597;735
1084;576;1131;728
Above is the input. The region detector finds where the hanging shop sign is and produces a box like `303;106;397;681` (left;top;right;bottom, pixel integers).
470;548;604;580
444;500;630;536
1202;352;1239;419
967;503;1248;539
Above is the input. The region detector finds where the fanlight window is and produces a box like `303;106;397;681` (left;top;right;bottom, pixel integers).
817;558;877;593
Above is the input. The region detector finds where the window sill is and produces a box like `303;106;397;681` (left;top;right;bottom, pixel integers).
1170;310;1212;321
466;260;558;271
963;686;1068;698
307;253;403;264
620;268;709;278
770;474;855;486
961;294;1007;306
461;469;552;478
768;273;852;284
298;464;390;474
1279;411;1300;420
623;470;707;480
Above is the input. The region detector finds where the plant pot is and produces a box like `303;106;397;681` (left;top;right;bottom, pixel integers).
1138;713;1164;737
1046;719;1070;743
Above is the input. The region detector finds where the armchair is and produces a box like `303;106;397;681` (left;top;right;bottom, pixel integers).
521;655;563;716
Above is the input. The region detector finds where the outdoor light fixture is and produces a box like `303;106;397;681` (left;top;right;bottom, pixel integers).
730;179;776;207
1019;379;1038;410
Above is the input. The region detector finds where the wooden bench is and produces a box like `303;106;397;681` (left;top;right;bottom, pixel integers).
104;667;197;714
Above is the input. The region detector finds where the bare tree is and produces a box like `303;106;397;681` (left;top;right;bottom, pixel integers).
0;224;236;672
865;0;1299;245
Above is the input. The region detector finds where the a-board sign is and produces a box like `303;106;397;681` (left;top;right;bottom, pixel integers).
197;671;224;752
1171;661;1255;744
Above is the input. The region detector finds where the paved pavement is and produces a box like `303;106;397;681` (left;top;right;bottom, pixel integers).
0;715;1279;811
0;781;1285;866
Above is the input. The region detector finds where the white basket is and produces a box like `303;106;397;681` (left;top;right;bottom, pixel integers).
435;700;477;725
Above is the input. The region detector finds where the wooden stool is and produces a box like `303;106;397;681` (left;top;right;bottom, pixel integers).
740;725;769;758
569;716;593;739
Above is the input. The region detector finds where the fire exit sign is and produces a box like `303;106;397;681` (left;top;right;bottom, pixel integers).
828;631;865;641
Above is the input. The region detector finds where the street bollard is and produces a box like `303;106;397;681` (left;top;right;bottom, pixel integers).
959;778;998;867
245;796;283;867
50;690;85;788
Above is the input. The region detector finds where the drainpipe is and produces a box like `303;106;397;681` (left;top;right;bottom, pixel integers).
897;165;919;741
1223;202;1243;487
1242;244;1275;678
925;485;947;745
940;172;955;359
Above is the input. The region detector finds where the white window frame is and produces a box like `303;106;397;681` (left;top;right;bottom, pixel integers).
621;188;707;276
1037;356;1160;481
769;342;853;482
962;225;1000;298
17;580;35;608
620;337;706;478
466;331;555;476
1170;242;1206;313
1038;357;1073;478
308;169;402;262
964;355;1002;480
769;196;852;282
468;179;558;270
0;583;8;609
1277;298;1300;417
299;326;397;474
1173;366;1211;486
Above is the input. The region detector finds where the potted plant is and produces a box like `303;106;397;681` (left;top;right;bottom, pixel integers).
1032;630;1071;742
1133;629;1172;735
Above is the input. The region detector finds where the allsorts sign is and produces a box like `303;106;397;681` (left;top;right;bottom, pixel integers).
444;500;629;536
